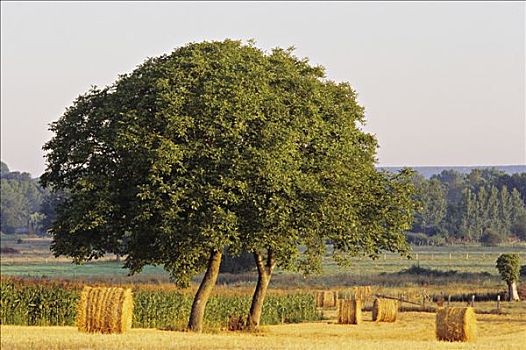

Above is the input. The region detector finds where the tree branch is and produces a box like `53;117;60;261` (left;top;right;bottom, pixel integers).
253;252;265;275
266;248;276;274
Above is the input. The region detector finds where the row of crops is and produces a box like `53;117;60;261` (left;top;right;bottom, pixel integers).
0;280;321;329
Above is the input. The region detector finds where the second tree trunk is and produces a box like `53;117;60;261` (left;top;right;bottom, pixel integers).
246;249;275;330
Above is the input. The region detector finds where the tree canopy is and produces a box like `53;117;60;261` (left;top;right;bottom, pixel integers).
496;253;521;285
40;39;416;330
1;162;44;235
496;253;521;301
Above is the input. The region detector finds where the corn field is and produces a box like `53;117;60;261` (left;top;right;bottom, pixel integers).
0;281;79;326
0;280;320;329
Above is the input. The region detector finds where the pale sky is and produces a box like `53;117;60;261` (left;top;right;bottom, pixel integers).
1;1;525;177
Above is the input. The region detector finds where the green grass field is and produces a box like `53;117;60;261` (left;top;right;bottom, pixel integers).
1;234;525;281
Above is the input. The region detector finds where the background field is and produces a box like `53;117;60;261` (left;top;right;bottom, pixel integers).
2;234;525;349
2;234;525;279
2;311;525;350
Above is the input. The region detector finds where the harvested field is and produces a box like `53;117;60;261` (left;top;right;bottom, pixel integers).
1;312;525;350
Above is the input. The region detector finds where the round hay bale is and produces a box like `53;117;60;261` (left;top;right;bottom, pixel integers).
76;286;91;331
315;290;338;308
353;286;372;303
315;291;323;307
337;299;362;325
436;307;476;342
372;298;398;322
324;291;337;307
76;286;134;334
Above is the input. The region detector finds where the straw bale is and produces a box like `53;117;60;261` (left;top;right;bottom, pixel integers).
337;299;362;325
315;291;338;308
77;286;134;334
436;307;476;342
353;286;372;303
372;298;398;322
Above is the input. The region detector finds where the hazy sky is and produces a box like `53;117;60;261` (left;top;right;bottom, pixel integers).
1;1;525;177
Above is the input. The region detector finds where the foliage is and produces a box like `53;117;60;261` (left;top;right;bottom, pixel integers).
0;280;79;326
40;39;418;301
42;40;282;285
510;213;526;240
396;265;492;279
1;161;9;175
410;168;526;243
480;228;503;246
0;281;320;328
412;175;447;234
39;189;68;234
496;254;521;284
1;164;44;234
405;232;432;245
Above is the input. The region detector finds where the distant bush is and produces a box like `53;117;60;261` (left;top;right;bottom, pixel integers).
405;232;447;246
405;232;431;245
397;265;491;280
511;214;526;240
480;229;504;246
0;247;20;254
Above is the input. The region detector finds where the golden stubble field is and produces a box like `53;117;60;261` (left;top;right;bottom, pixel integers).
2;311;525;350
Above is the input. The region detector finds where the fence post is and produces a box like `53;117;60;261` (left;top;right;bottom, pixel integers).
497;295;501;311
447;295;451;306
470;295;475;307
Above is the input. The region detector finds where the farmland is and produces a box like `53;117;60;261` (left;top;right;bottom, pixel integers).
2;311;525;350
1;235;526;349
2;234;525;280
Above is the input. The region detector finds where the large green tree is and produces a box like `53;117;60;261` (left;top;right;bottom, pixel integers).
41;40;416;332
42;40;269;332
233;48;416;329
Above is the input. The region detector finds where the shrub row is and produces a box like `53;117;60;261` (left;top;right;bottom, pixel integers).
0;280;320;329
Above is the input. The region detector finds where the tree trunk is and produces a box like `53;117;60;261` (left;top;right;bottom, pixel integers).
508;281;520;301
246;249;275;331
187;250;223;332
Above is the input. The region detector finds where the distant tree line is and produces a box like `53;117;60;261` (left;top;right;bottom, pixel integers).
0;161;64;236
2;160;526;246
1;161;44;235
409;169;526;245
